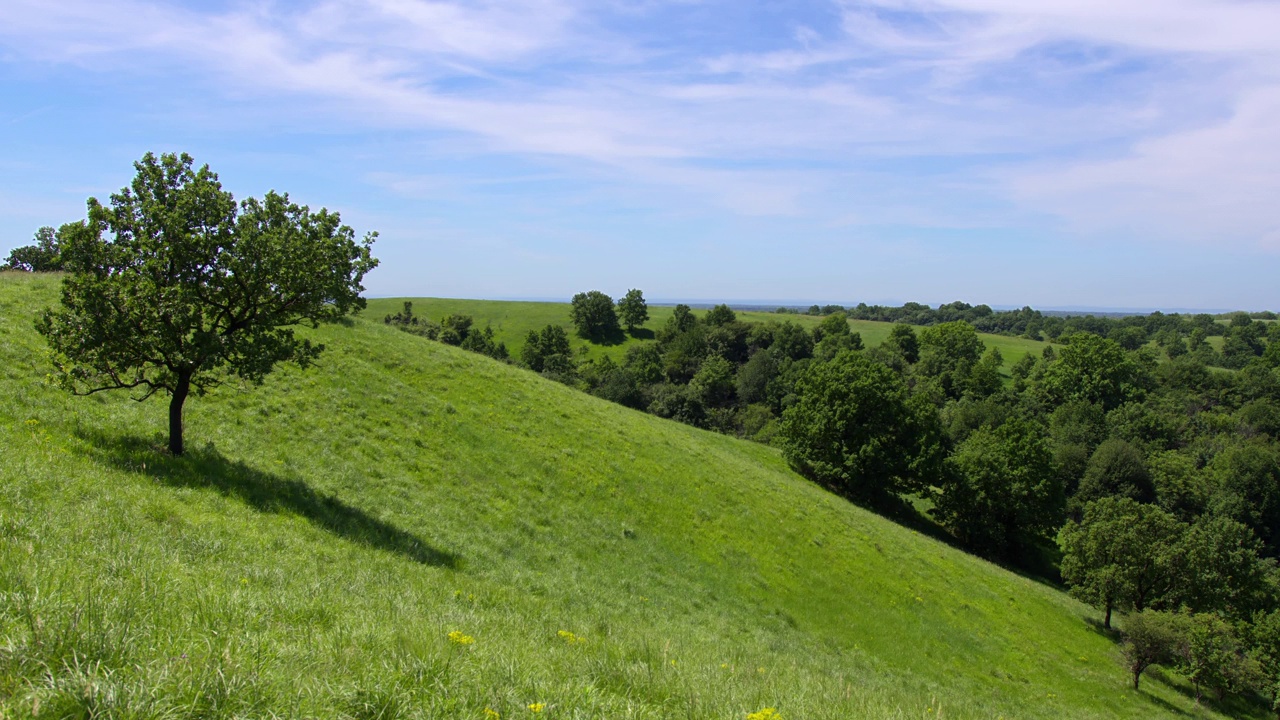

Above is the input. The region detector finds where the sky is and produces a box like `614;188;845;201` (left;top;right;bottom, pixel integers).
0;0;1277;311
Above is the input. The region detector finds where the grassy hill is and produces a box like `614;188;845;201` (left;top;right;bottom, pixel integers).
0;273;1252;719
364;297;1048;374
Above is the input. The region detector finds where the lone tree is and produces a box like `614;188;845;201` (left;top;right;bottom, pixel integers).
36;152;378;456
569;290;620;339
616;288;649;333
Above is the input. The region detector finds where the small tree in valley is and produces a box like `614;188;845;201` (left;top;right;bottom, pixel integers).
617;288;649;333
570;290;620;339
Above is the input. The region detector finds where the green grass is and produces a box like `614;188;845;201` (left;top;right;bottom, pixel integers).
366;297;1049;373
1;273;1255;719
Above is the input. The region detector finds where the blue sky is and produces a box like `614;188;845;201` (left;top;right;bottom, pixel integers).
1;0;1278;310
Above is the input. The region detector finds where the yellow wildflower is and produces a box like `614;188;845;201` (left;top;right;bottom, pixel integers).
527;703;544;713
448;630;475;646
746;708;781;720
557;630;584;645
484;709;500;719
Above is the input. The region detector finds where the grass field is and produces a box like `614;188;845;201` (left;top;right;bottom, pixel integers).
1;273;1256;719
365;297;1049;375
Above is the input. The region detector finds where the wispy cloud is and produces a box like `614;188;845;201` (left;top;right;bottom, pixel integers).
1;0;1278;291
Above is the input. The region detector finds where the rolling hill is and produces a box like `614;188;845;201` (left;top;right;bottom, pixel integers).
0;273;1252;719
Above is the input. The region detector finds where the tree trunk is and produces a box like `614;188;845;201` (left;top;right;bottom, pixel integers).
169;370;191;456
1104;604;1112;630
1132;669;1140;690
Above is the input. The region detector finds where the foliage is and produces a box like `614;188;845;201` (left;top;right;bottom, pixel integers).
439;313;474;345
780;351;942;501
384;301;441;339
767;321;814;361
691;355;737;407
661;325;709;383
885;323;920;363
736;350;778;405
459;325;509;361
1074;439;1156;510
1174;613;1257;702
35;152;376;456
1169;515;1274;621
1058;498;1183;628
934;418;1063;562
521;324;573;374
1121;610;1184;690
1210;440;1280;555
917;321;984;400
659;303;698;340
1039;333;1149;411
703;303;737;327
569;290;620;339
2;225;66;271
616;288;649;332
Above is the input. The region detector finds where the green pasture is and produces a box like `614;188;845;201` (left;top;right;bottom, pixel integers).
0;273;1251;719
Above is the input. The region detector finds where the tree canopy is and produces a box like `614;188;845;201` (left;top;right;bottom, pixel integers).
36;152;377;455
935;417;1063;562
1058;497;1182;628
569;290;620;339
616;289;649;332
1040;333;1149;410
780;351;942;500
3;225;66;272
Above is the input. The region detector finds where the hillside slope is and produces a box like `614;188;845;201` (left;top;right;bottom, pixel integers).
0;273;1248;719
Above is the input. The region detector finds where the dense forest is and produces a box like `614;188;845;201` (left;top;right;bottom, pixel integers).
386;288;1280;705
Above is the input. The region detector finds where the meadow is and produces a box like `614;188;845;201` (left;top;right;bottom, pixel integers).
364;297;1048;374
0;273;1257;718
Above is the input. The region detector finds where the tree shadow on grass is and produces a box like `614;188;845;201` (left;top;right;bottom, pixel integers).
848;490;1069;592
1135;683;1196;719
582;326;628;346
78;430;460;570
627;328;655;341
1081;616;1126;646
1147;667;1272;720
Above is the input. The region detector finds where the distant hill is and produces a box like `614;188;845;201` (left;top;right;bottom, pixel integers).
0;272;1251;718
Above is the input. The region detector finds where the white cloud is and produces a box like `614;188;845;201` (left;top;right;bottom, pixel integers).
1;0;1279;248
1013;85;1280;250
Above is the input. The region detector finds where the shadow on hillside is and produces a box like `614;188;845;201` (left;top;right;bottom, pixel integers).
627;328;655;341
1149;668;1271;720
1136;684;1195;718
1082;616;1123;642
78;430;460;570
856;492;1067;592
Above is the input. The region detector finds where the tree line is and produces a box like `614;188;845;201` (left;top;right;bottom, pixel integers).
781;300;1279;371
